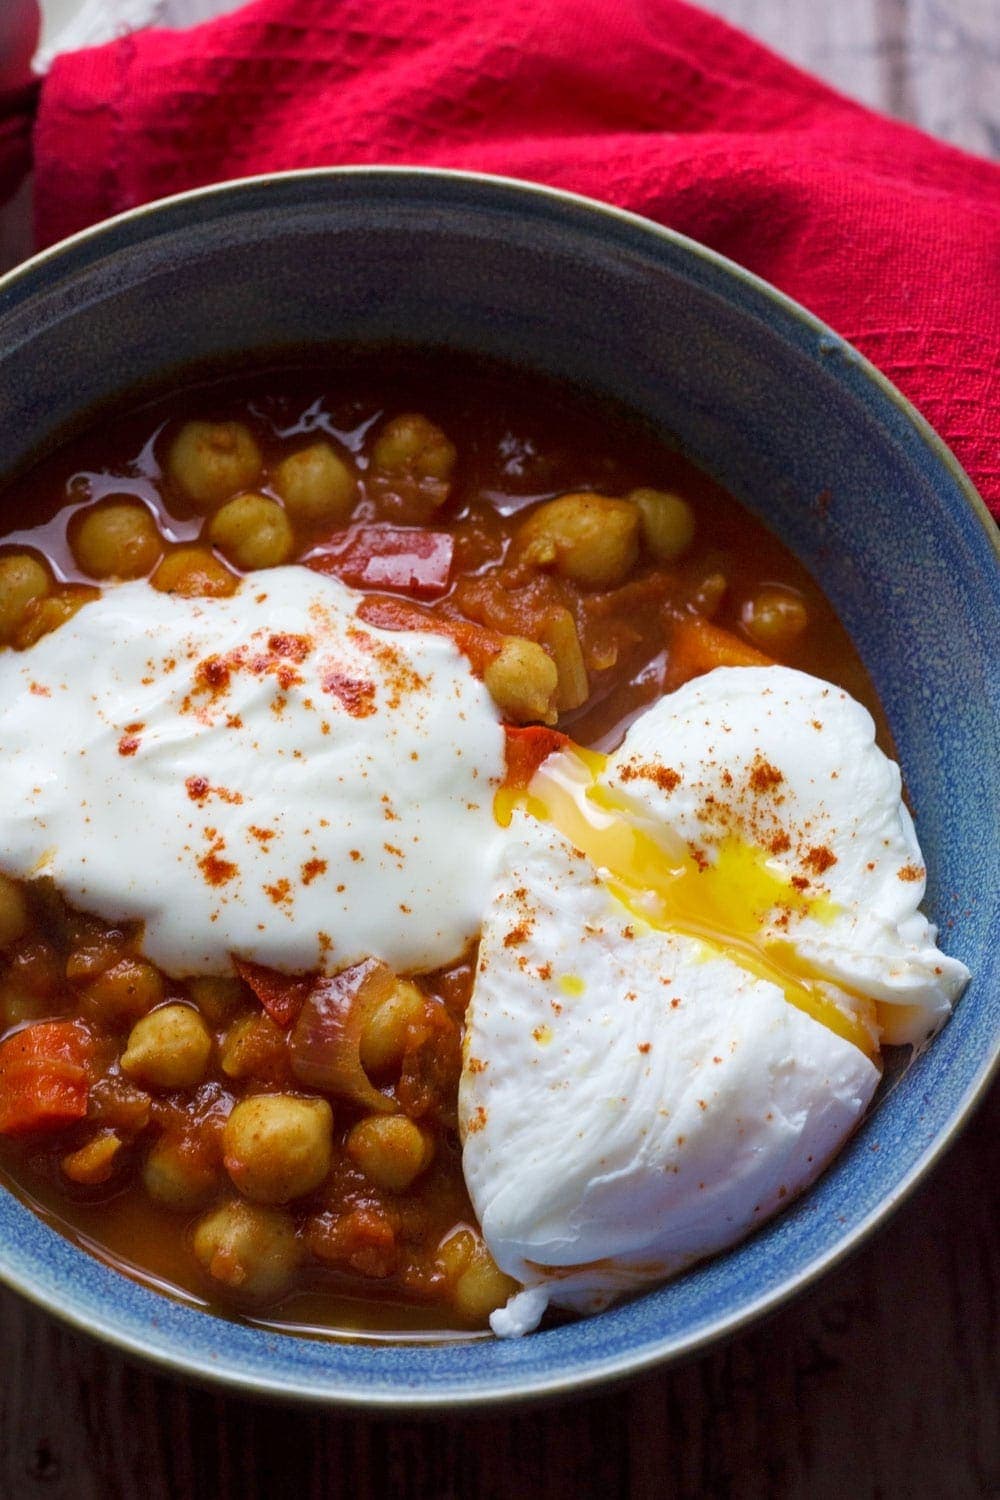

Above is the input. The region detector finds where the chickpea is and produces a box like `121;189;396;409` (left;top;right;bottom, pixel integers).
538;607;589;712
630;487;696;561
687;570;728;619
219;1012;288;1084
483;636;559;726
152;545;238;598
192;1199;300;1300
372;414;456;485
70;500;163;579
437;1226;476;1280
13;586;98;649
187;975;246;1025
79;956;165;1025
206;493;294;571
741;586;809;652
452;1241;518;1324
514;492;639;588
0;873;28;949
346;1115;434;1192
0;552;50;643
166;421;262;510
120;1003;212;1089
358;978;425;1075
65;932;128;985
219;1014;262;1079
143;1133;219;1210
272;442;357;526
222;1094;333;1204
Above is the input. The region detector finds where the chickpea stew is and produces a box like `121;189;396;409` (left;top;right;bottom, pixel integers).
0;356;883;1339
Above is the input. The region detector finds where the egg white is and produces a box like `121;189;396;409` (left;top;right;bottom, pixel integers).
461;665;968;1335
460;814;880;1337
602;667;968;1044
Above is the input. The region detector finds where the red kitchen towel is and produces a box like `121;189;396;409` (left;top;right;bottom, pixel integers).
32;0;1000;515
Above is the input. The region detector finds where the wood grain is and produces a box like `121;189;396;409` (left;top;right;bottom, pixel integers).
698;0;999;158
0;4;997;1496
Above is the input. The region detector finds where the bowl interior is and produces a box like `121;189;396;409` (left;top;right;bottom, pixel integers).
0;169;996;1406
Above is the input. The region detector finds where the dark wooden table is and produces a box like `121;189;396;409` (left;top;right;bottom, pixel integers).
1;4;997;1497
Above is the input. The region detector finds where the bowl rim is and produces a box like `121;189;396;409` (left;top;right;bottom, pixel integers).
3;164;997;555
0;164;996;1410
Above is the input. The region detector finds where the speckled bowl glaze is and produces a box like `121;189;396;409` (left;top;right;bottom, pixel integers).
0;169;996;1408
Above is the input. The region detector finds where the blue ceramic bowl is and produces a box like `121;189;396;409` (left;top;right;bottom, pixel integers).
0;169;996;1407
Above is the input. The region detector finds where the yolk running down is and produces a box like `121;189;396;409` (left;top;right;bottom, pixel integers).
495;747;879;1061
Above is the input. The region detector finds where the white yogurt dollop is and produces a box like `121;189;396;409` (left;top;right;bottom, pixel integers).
0;570;505;975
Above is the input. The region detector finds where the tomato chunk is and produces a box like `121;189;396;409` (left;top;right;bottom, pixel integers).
0;1021;93;1136
232;958;308;1030
357;596;503;677
307;526;454;599
503;725;572;789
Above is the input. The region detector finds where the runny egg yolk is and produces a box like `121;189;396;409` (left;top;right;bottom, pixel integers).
495;747;880;1060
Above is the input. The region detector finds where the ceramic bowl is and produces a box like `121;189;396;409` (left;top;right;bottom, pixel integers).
0;169;996;1408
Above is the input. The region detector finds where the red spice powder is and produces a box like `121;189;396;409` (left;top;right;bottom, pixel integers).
185;776;243;806
618;762;681;793
803;844;837;876
349;626;427;709
321;669;377;718
267;633;312;663
197;655;231;694
747;754;784;794
198;844;238;887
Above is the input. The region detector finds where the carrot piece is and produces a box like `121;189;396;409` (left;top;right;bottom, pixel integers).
665;614;774;690
232;958;309;1030
503;725;573;788
0;1020;93;1136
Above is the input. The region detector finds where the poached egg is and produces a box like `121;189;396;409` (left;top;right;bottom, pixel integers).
460;666;969;1335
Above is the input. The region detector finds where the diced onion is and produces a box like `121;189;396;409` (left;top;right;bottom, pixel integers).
290;960;399;1112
